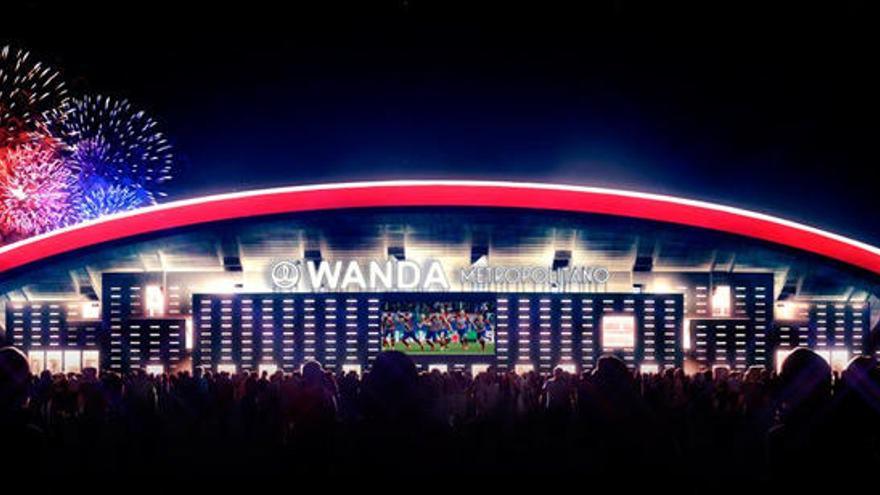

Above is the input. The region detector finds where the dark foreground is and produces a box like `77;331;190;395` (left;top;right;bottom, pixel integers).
1;347;878;488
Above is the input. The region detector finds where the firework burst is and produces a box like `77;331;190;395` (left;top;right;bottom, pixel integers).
0;141;75;237
56;95;174;200
0;45;69;147
75;182;150;221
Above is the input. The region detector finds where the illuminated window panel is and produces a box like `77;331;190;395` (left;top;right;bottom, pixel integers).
814;349;850;373
515;363;533;374
602;315;635;350
145;364;165;375
556;362;576;374
711;286;731;317
80;301;101;320
28;351;45;375
83;350;100;371
342;363;363;375
640;363;659;374
217;363;237;374
259;363;278;375
471;363;490;375
63;350;82;374
45;351;63;374
145;285;165;317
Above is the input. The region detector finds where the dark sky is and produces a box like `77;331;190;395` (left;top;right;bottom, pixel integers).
5;1;880;243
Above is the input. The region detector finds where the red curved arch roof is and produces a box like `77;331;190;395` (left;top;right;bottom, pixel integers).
2;180;879;275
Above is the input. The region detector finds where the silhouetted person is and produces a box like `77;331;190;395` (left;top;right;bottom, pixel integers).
834;355;880;473
768;348;836;487
358;351;438;472
542;367;572;433
295;361;337;428
360;351;421;425
0;347;43;474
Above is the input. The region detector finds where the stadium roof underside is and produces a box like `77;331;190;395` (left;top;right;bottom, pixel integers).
1;181;879;309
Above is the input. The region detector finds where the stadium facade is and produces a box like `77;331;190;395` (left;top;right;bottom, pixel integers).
1;180;879;376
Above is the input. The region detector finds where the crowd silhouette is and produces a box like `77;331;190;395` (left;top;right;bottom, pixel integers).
1;346;879;486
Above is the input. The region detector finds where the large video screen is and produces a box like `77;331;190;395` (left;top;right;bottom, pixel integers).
381;298;495;355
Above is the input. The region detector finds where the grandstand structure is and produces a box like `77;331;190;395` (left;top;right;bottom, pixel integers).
1;181;878;375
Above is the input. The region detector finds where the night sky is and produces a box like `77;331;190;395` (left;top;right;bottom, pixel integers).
5;2;879;242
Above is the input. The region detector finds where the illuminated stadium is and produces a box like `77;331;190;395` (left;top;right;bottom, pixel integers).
2;180;879;377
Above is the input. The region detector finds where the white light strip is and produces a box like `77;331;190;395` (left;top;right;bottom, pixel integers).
2;179;879;258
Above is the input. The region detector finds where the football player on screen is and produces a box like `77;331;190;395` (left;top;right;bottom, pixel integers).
452;309;473;350
419;313;437;351
473;313;491;352
381;313;396;349
398;312;424;351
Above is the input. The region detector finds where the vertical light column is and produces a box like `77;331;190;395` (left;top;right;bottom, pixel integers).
623;298;636;368
733;323;747;369
495;297;509;370
662;298;680;369
366;298;381;367
344;298;359;367
303;298;316;362
168;321;182;368
281;298;296;371
108;286;123;371
516;297;531;372
47;304;61;350
776;323;792;350
643;299;656;368
559;298;573;368
259;298;274;370
219;297;234;369
324;298;337;369
797;320;810;347
241;298;254;370
715;323;729;367
734;286;747;317
197;298;214;368
816;304;828;349
129;322;142;369
695;322;708;365
148;323;162;368
9;304;25;348
130;285;142;316
538;298;552;372
753;286;768;366
832;303;846;351
581;298;594;370
167;285;181;316
695;286;709;317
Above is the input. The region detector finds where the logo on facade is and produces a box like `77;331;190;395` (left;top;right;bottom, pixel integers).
269;259;610;291
270;260;301;289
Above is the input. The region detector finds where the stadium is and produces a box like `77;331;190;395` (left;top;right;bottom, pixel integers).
1;180;879;378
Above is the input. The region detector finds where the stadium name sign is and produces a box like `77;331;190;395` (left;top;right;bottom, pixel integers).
458;265;611;285
270;260;610;291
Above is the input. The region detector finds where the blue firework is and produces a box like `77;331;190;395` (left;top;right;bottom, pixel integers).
75;182;151;221
56;95;174;200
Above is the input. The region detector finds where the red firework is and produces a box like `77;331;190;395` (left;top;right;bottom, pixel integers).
0;141;75;238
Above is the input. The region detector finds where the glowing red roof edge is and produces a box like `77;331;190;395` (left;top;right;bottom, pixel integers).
2;180;879;275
